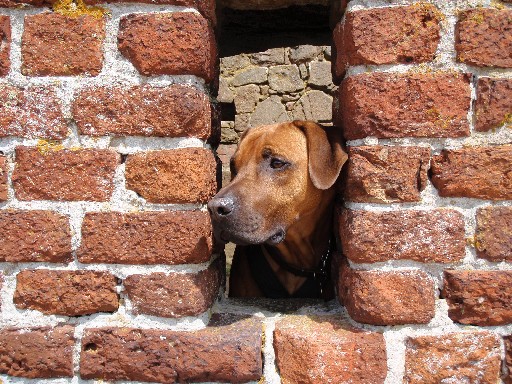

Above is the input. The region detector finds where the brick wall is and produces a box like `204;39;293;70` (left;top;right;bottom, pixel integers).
333;1;512;383
0;1;511;384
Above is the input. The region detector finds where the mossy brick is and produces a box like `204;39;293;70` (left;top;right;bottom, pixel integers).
456;8;512;68
335;72;471;140
333;4;441;80
84;0;216;24
12;147;120;202
21;13;105;76
117;12;216;82
73;85;212;139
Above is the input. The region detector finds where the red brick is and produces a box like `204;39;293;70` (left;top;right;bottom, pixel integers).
13;146;119;201
442;270;512;326
343;146;430;203
0;155;7;201
475;77;512;132
336;72;471;140
22;13;105;76
0;326;74;379
456;8;512;68
85;0;216;24
14;270;119;316
334;4;441;79
404;332;501;384
78;211;213;265
117;12;216;82
0;16;10;76
431;145;512;200
339;263;435;325
125;148;217;204
505;335;512;384
73;85;212;139
80;315;263;382
274;315;386;384
475;207;512;262
0;0;55;6
339;208;465;264
0;85;67;139
124;258;221;318
0;210;72;263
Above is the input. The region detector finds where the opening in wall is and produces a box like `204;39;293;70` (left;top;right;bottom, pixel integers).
215;0;340;299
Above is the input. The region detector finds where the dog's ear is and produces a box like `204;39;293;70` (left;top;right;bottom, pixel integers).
293;120;348;190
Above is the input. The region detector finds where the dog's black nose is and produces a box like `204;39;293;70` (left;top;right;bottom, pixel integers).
208;196;234;218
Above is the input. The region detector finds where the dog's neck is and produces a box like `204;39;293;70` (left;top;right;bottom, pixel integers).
265;191;335;294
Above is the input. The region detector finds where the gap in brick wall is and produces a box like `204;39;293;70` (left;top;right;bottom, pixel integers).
216;3;337;289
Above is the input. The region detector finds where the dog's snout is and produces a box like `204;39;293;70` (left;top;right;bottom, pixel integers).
208;196;235;218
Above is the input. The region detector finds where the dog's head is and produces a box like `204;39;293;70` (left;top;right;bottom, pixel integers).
208;120;347;246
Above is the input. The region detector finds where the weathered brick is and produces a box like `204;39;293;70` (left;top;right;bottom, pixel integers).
339;264;436;325
73;85;212;139
336;72;471;140
124;258;221;318
0;0;55;6
431;145;512;200
117;12;216;82
0;326;74;379
125;148;217;204
13;147;119;201
475;207;512;262
85;0;216;24
274;315;386;384
78;211;213;265
404;332;501;384
442;270;512;326
334;4;441;79
339;208;465;264
0;155;7;201
80;315;263;382
475;77;512;132
456;8;512;68
0;210;72;263
0;16;10;76
14;270;119;316
505;335;512;384
343;146;430;203
22;13;105;76
0;85;67;139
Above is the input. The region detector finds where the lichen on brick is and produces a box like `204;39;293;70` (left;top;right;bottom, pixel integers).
53;0;109;19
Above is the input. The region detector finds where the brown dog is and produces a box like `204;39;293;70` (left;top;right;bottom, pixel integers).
208;120;347;299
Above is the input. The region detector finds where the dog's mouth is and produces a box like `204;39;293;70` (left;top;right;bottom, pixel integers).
265;229;286;245
216;228;286;246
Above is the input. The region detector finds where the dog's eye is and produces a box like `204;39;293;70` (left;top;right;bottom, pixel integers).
270;158;288;169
